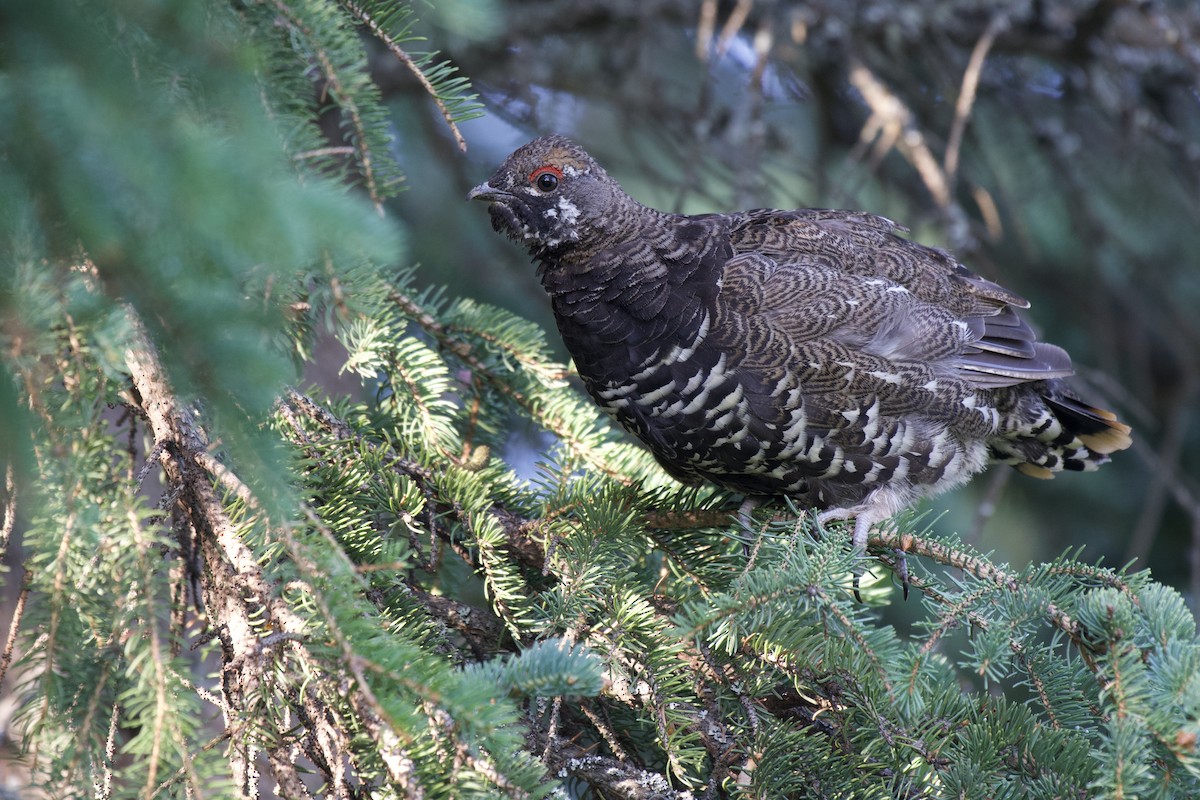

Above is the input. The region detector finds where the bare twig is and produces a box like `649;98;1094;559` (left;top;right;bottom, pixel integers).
715;0;754;59
0;571;30;688
579;701;631;762
0;464;14;557
695;0;718;61
944;15;1008;186
293;146;356;160
849;58;951;210
847;57;975;249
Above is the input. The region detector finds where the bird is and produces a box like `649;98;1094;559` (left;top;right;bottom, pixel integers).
467;135;1132;560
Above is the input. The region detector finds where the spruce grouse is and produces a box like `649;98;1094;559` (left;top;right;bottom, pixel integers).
468;136;1132;552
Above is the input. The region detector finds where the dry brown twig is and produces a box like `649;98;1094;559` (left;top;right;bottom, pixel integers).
124;331;376;793
847;57;951;210
944;15;1008;187
847;57;977;250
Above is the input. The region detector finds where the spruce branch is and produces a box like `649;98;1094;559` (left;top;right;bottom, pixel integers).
339;0;471;152
0;571;29;690
60;643;116;788
267;0;388;211
194;389;516;790
124;330;365;791
388;288;632;484
279;388;547;611
867;526;1088;645
130;351;522;794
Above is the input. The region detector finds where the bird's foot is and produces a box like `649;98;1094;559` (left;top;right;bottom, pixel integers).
735;496;761;562
893;546;911;601
816;506;908;602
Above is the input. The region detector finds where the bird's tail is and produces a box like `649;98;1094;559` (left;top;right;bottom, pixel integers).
990;388;1133;479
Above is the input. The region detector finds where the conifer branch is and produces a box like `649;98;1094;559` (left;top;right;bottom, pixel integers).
388;289;630;483
125;333;364;791
210;394;519;785
868;527;1088;642
279;389;546;596
339;0;470;152
268;0;386;211
0;571;28;687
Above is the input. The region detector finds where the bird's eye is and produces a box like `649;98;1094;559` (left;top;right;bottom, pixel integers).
530;166;563;192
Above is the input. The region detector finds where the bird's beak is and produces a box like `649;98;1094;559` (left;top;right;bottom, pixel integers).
466;181;511;202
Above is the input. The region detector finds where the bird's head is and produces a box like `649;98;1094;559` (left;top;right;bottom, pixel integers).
467;136;627;256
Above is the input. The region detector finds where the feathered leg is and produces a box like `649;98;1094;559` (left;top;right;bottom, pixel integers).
817;504;909;600
735;496;760;558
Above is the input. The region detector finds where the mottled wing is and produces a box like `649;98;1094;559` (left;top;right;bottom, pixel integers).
702;249;989;508
726;208;1074;388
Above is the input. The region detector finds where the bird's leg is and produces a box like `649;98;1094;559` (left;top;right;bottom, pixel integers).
735;496;760;558
815;506;854;530
858;511;911;600
850;511;875;555
850;511;878;603
737;496;759;531
893;545;911;601
814;507;865;600
817;506;910;601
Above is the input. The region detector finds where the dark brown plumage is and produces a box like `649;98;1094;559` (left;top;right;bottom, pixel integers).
468;136;1132;551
